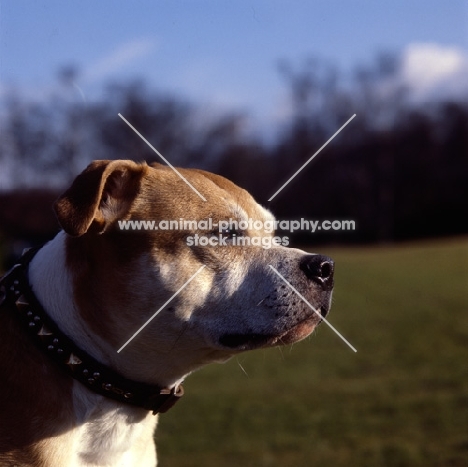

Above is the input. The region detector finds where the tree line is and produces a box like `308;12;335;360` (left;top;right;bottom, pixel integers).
0;55;467;246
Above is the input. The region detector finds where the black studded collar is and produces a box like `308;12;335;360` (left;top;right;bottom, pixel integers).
0;247;184;415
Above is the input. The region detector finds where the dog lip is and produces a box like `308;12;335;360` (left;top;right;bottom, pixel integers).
218;298;332;350
218;333;278;350
320;305;330;319
218;309;326;350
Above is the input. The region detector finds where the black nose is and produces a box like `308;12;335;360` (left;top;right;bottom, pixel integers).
299;254;334;290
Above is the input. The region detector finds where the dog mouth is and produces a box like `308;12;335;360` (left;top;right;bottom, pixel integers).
219;333;277;349
218;307;328;350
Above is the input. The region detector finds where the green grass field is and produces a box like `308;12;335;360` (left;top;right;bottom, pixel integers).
156;237;468;467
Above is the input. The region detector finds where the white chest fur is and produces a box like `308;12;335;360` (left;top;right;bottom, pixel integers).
27;233;159;466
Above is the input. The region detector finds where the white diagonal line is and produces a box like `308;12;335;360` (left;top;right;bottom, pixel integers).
268;265;357;352
117;265;206;353
118;113;207;202
268;114;356;201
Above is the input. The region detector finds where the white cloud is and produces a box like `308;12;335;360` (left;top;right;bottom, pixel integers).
0;38;158;104
83;38;157;83
399;43;468;100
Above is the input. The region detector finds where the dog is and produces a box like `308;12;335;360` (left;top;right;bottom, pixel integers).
0;160;334;466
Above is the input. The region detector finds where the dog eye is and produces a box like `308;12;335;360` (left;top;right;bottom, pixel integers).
220;228;240;239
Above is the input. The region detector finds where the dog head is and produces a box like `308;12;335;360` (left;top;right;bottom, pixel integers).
54;160;334;386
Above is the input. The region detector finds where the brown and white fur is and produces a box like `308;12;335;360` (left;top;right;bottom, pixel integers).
0;160;334;466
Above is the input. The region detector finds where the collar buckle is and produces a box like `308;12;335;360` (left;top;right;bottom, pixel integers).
150;385;185;414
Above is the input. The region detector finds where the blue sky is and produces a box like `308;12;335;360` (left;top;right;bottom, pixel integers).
1;0;467;129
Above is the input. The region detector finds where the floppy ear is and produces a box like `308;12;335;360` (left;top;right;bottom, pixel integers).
54;160;148;236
